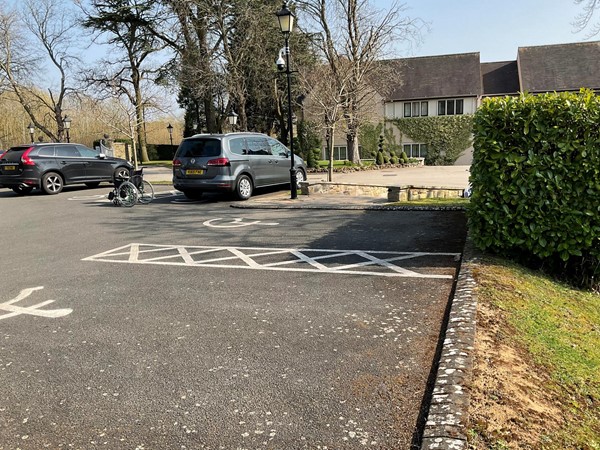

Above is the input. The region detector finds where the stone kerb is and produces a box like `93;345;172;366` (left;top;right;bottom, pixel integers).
299;182;465;202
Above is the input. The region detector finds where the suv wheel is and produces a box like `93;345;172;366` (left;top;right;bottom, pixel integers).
235;175;253;200
114;166;130;182
41;172;63;195
12;185;34;195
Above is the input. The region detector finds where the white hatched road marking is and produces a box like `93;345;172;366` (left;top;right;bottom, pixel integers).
0;286;73;320
83;244;460;279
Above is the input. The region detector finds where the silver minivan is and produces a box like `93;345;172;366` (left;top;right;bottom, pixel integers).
172;132;307;200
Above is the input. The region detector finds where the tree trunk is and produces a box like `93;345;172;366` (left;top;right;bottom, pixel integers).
135;88;149;163
327;126;335;182
346;130;361;165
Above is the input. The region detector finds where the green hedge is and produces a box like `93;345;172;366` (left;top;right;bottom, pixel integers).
147;144;178;160
468;90;600;289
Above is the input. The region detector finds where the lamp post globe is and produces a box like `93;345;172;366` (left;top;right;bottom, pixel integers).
63;116;72;143
227;111;238;130
27;123;35;143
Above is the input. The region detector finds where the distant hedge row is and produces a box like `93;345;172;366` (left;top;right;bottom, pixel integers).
468;90;600;289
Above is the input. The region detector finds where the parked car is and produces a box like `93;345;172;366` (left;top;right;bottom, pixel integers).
172;132;307;200
0;143;133;195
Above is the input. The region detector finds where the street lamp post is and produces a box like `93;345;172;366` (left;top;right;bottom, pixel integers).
276;2;297;199
27;123;35;143
167;123;174;156
63;116;71;143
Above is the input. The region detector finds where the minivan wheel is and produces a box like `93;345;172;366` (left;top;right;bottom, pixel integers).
295;169;306;185
235;175;253;200
41;172;64;195
12;185;34;195
183;190;203;200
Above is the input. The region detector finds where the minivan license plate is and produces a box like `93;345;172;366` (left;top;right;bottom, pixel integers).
3;165;16;171
186;169;204;175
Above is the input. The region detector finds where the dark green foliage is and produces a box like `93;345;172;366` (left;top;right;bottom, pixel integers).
359;122;384;159
390;115;473;165
297;121;322;167
376;150;384;165
469;90;600;289
400;151;408;163
146;144;177;160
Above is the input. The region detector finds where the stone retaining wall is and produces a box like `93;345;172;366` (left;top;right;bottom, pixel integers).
300;182;465;202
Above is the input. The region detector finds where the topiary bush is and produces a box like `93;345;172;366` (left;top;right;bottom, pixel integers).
469;90;600;290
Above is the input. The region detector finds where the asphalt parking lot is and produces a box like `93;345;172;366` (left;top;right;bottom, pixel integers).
0;184;467;449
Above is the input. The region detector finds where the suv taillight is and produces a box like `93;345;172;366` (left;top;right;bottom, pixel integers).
21;147;35;166
207;157;230;166
0;151;6;159
173;158;182;167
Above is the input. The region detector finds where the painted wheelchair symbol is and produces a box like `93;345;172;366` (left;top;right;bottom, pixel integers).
0;286;72;320
202;217;279;228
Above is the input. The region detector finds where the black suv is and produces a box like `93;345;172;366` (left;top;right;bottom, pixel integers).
0;143;132;195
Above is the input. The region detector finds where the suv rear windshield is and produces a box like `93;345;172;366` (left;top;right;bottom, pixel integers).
177;139;221;158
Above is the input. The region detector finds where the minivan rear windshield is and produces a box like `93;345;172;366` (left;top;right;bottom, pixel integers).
177;139;221;158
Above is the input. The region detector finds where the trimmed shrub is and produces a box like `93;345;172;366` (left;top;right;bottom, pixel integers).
376;150;384;165
469;90;600;289
400;151;408;164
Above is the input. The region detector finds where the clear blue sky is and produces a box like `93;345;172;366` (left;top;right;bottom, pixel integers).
377;0;591;62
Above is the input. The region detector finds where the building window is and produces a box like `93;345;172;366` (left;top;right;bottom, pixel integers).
333;146;347;160
438;99;464;116
403;143;428;158
456;99;464;114
404;101;428;118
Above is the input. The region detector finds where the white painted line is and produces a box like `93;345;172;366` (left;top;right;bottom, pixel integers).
202;218;279;228
83;244;460;279
0;286;72;320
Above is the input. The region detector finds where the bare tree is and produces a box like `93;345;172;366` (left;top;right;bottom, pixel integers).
298;0;422;164
298;61;350;180
0;0;79;142
573;0;600;37
79;0;167;163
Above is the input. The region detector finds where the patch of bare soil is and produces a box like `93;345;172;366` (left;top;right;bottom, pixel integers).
467;298;565;449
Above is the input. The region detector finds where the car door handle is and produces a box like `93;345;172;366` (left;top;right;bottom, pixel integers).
60;161;67;165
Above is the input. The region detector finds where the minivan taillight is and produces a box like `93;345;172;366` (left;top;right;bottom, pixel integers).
21;147;35;166
173;159;182;167
207;157;230;166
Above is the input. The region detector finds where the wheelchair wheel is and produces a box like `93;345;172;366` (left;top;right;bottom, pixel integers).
117;182;138;207
138;180;154;204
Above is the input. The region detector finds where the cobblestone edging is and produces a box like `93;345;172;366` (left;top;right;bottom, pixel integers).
420;236;477;450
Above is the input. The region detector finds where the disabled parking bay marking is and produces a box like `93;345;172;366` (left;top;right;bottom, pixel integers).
83;243;460;279
202;217;279;228
0;286;72;320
